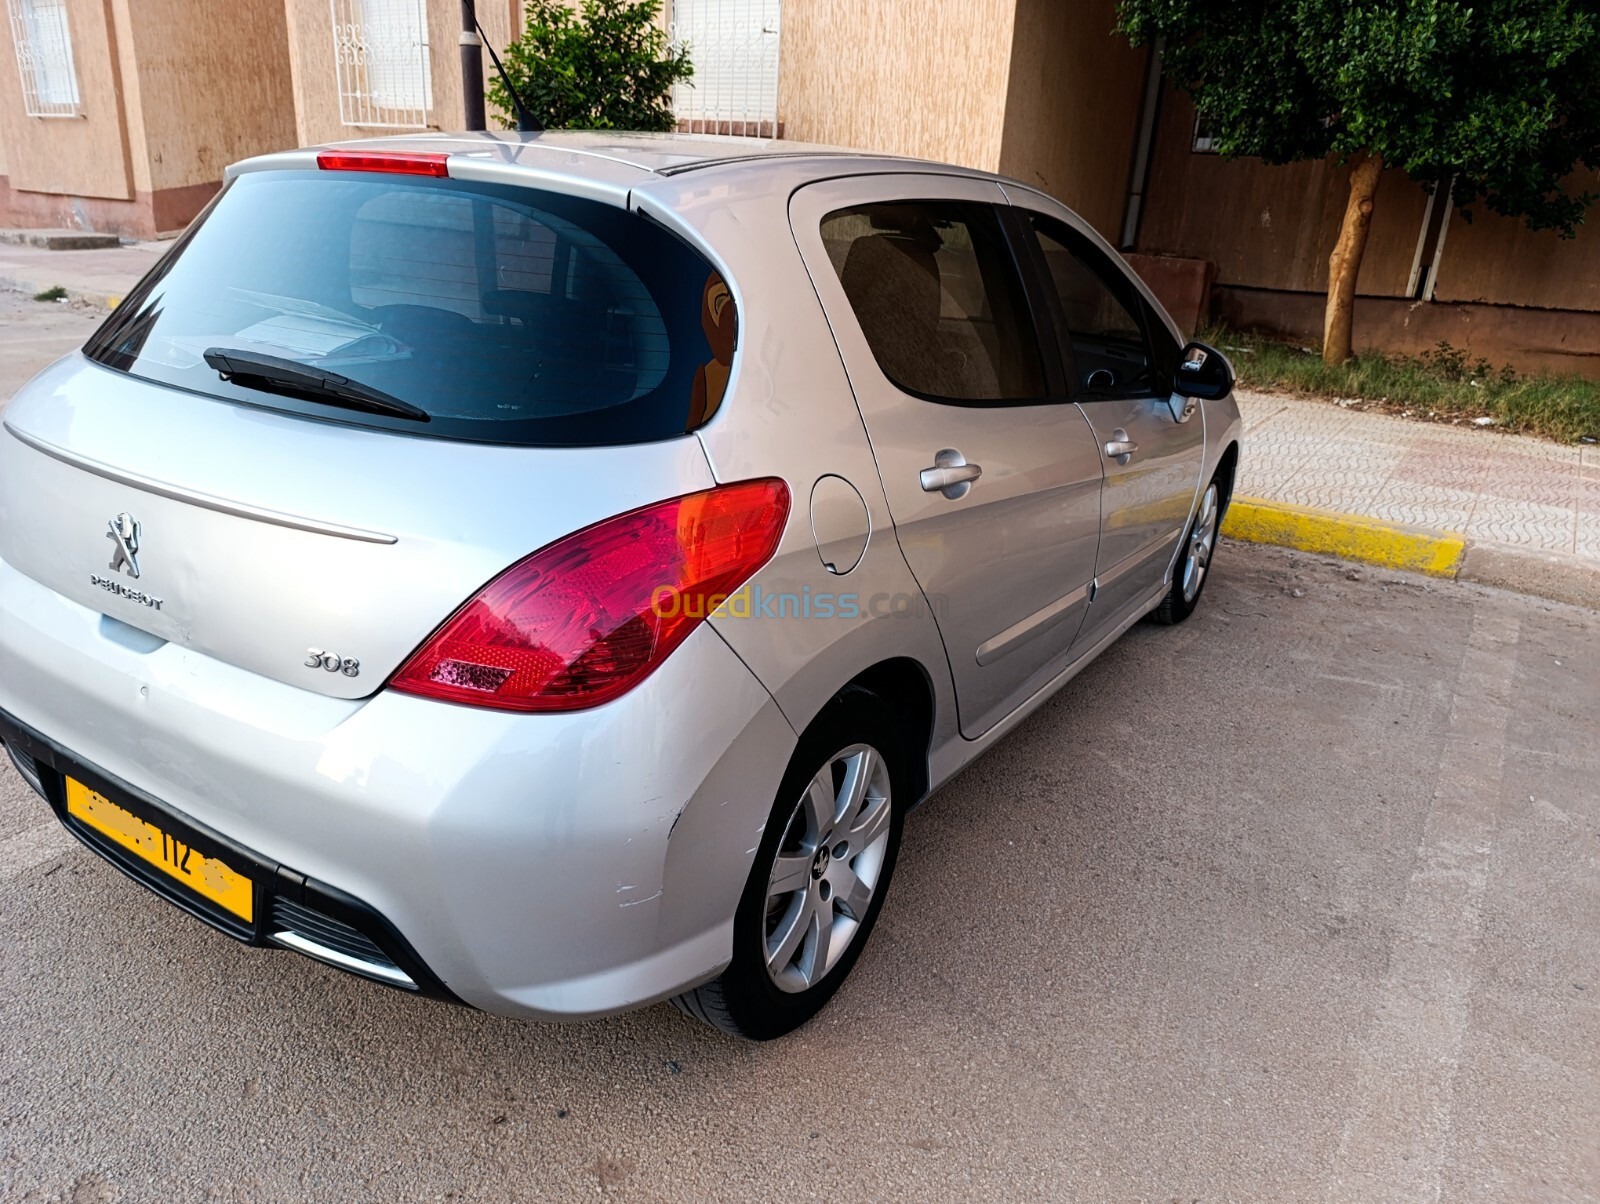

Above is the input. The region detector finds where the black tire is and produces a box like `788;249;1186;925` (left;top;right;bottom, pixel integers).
1153;475;1223;625
671;686;906;1040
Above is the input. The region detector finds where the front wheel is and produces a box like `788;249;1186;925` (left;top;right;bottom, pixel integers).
1153;477;1221;625
671;688;905;1040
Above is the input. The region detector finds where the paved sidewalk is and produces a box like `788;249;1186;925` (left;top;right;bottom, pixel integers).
0;238;164;308
1236;390;1600;564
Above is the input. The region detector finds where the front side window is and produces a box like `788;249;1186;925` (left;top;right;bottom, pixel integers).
1029;215;1158;398
86;171;735;447
821;202;1045;404
7;0;81;117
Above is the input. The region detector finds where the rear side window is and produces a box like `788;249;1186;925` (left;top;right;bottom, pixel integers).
820;202;1044;404
86;171;736;446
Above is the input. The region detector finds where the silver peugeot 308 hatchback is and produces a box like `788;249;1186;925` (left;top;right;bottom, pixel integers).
0;132;1241;1040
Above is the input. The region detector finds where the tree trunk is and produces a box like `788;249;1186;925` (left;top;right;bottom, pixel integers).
1323;153;1384;365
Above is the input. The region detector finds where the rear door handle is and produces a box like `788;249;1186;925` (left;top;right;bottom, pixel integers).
1104;428;1138;465
920;448;982;499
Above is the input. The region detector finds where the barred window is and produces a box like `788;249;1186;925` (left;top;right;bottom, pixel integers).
668;0;781;138
330;0;432;129
7;0;81;118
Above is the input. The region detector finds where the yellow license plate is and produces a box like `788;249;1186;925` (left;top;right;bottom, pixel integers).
65;778;254;922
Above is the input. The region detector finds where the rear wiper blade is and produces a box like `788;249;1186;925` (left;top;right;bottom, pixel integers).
203;347;429;423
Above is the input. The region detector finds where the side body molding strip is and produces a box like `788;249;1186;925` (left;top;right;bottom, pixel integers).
975;583;1091;667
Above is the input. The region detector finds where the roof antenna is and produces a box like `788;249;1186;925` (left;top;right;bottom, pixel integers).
467;0;543;132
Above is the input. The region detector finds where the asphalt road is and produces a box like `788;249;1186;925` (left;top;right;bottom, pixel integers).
0;539;1595;1202
2;293;1597;1200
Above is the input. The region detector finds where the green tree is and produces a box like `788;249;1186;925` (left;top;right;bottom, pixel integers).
1117;1;1600;364
489;0;693;133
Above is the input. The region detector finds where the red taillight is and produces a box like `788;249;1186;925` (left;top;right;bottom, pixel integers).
315;150;450;177
389;479;791;713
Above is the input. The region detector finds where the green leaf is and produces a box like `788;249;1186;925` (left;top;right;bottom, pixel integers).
1116;0;1600;235
488;0;692;132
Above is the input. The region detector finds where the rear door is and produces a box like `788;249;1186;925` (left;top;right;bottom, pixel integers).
791;175;1104;739
1014;206;1205;647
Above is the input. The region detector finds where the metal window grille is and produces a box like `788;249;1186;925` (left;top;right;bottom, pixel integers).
330;0;432;129
7;0;80;118
669;0;781;138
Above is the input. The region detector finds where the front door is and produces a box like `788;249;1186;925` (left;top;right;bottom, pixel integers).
1017;207;1206;647
790;176;1105;739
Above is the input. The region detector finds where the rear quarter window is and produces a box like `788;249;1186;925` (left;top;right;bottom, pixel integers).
86;171;736;447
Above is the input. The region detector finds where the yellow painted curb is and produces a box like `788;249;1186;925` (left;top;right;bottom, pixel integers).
1220;496;1466;577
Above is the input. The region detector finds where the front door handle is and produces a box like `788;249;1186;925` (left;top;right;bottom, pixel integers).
920;448;982;499
1104;428;1138;465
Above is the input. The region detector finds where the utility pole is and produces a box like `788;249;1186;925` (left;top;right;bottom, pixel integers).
459;1;486;131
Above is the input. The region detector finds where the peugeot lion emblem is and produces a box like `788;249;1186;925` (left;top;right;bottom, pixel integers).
106;512;142;579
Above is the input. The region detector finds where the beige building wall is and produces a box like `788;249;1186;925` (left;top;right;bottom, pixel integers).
284;0;520;146
996;0;1147;238
112;0;296;211
1136;89;1431;299
108;0;148;194
1132;87;1600;374
0;0;135;202
0;0;294;236
778;0;1018;172
1431;175;1600;313
1134;85;1600;317
776;0;1145;237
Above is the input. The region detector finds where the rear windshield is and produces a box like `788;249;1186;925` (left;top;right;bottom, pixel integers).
85;170;737;446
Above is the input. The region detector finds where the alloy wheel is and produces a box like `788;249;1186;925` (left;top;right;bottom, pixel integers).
762;742;893;993
1182;483;1220;604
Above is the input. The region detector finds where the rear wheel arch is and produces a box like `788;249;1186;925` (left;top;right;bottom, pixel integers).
1214;440;1240;518
830;658;935;808
674;679;911;1038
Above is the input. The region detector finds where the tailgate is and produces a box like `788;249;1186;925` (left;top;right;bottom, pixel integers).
0;354;716;699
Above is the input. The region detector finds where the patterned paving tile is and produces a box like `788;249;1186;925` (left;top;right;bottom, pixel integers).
1577;449;1600;559
1387;438;1495;492
1361;483;1478;533
1233;390;1597;564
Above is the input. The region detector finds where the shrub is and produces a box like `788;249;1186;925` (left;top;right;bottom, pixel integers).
489;0;693;132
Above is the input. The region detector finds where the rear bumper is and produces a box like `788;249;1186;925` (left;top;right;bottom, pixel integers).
0;555;796;1019
1;711;458;1000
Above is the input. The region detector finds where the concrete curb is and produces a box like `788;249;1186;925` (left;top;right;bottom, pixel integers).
1221;496;1466;576
0;276;123;310
1457;542;1600;610
1221;495;1600;609
0;229;121;251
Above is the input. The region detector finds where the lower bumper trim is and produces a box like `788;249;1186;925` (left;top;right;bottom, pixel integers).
272;930;418;990
0;703;462;1005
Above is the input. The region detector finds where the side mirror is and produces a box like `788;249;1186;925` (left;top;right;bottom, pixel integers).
1173;341;1234;401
